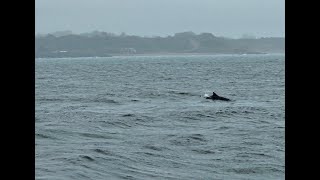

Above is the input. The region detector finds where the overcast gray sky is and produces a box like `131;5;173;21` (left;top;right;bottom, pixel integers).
35;0;284;38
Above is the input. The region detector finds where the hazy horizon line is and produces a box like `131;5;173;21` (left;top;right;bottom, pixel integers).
35;30;285;39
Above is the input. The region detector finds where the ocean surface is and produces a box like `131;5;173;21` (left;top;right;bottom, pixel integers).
35;54;285;180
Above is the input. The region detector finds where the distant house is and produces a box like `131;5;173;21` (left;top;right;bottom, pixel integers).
120;48;137;54
52;50;68;53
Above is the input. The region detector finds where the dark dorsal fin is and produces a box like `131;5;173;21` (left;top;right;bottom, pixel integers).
212;92;218;96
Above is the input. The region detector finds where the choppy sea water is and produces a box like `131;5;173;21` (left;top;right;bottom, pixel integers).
35;54;285;180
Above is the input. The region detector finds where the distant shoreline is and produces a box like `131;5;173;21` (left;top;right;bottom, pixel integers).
110;52;282;57
35;52;285;59
36;32;284;59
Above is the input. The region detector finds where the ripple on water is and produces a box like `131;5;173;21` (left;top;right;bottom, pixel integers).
36;54;285;179
169;134;208;146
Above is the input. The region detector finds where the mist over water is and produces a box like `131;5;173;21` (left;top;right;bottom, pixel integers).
36;54;285;179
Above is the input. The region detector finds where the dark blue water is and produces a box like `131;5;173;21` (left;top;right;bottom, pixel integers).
35;54;285;180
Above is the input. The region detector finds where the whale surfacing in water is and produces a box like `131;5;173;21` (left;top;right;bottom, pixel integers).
205;92;230;101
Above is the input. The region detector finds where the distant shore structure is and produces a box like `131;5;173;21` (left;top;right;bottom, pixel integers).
120;48;137;54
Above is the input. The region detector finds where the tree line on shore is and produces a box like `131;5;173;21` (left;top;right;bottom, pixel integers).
35;31;284;58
